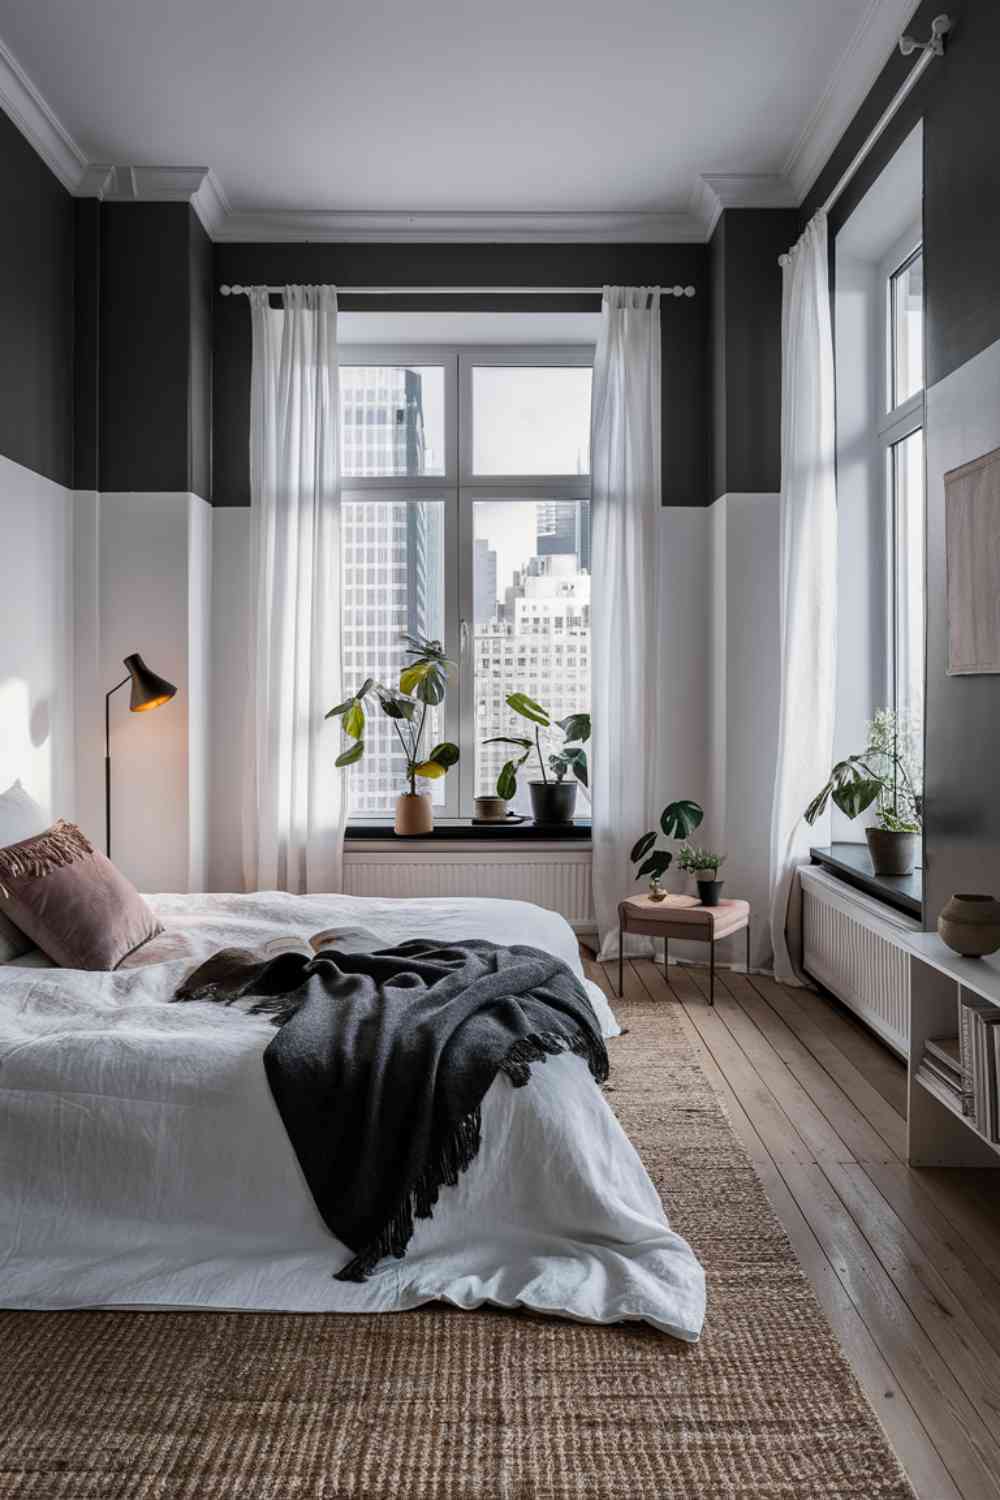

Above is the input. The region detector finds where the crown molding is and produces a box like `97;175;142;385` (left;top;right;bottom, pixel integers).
783;0;923;202
691;174;799;238
211;209;705;244
0;34;87;191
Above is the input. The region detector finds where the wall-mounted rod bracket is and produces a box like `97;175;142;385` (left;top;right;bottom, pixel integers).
899;13;951;59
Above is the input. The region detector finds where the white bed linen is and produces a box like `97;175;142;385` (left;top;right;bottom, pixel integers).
0;892;705;1340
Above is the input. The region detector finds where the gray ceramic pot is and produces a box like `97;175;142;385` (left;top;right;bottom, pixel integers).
937;893;1000;958
865;827;917;876
529;780;577;825
697;879;724;908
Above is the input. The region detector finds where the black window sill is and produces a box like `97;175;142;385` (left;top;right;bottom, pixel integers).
346;819;592;843
809;844;923;920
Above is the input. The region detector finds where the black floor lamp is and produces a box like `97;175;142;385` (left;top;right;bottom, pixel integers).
105;653;177;857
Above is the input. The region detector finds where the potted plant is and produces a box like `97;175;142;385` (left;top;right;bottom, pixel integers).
326;635;459;836
484;695;590;825
678;844;727;906
629;799;705;899
804;708;922;876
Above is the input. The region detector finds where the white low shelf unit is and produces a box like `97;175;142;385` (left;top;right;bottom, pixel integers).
800;864;920;1058
905;933;1000;1169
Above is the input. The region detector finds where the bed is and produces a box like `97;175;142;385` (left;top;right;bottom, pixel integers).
0;891;705;1340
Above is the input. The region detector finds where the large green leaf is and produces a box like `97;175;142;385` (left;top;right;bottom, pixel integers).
496;761;518;801
831;777;882;820
356;677;375;699
660;799;704;839
506;692;550;727
415;664;447;706
638;850;673;880
561;746;588;788
630;830;657;864
804;785;832;826
428;741;460;769
335;739;365;767
399;661;431;695
343;701;365;739
556;712;591;744
378;692;416;721
483;735;533;749
413;759;447;779
324;697;354;719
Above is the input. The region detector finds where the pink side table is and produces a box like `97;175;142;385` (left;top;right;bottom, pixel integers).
616;894;751;1005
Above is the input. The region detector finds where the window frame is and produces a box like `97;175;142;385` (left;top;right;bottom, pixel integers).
339;343;594;823
877;229;926;737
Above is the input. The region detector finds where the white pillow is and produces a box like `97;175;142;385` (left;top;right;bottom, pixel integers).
0;781;51;961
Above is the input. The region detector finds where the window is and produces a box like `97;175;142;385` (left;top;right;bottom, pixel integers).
880;241;925;787
339;346;593;820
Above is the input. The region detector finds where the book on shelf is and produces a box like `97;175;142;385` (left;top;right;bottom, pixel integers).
957;996;1000;1141
920;1053;963;1094
926;1034;961;1071
916;1064;965;1114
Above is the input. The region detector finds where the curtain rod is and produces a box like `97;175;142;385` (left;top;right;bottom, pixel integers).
821;13;951;217
219;283;696;298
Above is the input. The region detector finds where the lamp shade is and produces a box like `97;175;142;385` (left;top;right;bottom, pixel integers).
123;653;177;713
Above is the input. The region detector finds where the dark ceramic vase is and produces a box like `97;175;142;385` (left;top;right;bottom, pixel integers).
529;780;577;825
697;879;724;908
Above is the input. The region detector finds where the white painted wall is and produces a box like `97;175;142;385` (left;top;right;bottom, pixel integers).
0;454;75;820
74;492;212;892
207;506;250;891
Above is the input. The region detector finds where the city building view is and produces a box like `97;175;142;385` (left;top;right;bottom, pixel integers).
340;365;591;817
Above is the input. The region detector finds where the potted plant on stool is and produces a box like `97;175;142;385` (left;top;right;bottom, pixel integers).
326;635;459;836
484;694;590;825
678;844;727;906
803;708;921;876
629;799;705;896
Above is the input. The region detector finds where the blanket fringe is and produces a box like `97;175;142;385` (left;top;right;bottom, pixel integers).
334;1025;608;1284
0;819;92;898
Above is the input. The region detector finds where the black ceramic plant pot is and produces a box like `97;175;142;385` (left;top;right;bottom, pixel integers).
529;780;577;825
697;879;724;907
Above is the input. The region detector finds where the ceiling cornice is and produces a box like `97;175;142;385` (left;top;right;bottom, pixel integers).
212;209;704;244
0;33;86;191
691;174;799;238
782;0;923;201
0;2;915;242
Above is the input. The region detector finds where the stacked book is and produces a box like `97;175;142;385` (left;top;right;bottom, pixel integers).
920;1001;1000;1140
917;1034;966;1116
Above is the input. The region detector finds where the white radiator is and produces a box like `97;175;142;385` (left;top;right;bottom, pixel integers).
343;841;595;931
800;864;919;1057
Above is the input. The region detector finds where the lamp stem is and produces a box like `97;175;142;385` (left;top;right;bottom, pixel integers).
105;676;130;858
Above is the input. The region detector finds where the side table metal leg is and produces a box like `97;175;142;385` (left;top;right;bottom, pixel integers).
663;935;669;981
709;938;715;1006
745;921;750;975
618;925;624;997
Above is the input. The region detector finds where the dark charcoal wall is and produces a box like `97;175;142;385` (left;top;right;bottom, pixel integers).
0;108;75;487
212;242;709;507
805;0;1000;924
72;203;213;497
710;208;798;500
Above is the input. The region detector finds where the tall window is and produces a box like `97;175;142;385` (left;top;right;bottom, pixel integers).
881;245;925;785
339;346;593;819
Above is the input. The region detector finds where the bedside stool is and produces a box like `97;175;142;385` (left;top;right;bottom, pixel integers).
616;894;751;1005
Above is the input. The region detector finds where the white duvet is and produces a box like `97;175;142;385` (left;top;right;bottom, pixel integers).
0;892;705;1339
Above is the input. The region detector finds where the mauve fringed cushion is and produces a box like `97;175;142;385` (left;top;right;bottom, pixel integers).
0;820;162;970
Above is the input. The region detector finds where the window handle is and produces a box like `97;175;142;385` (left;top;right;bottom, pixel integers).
460;618;471;657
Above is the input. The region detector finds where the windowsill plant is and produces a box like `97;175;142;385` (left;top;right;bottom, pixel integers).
804;708;922;876
327;635;459;836
484;694;590;825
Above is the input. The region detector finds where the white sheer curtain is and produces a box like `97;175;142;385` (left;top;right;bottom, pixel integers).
590;286;662;959
768;214;838;981
242;285;347;892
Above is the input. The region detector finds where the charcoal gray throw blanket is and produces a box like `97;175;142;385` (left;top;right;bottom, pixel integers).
174;938;607;1281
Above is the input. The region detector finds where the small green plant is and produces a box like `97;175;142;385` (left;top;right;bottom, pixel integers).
484;694;590;802
629;800;704;882
678;844;726;876
326;634;459;795
804;708;921;832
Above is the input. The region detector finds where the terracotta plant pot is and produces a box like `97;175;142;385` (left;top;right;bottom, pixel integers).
937;893;1000;958
394;792;433;837
529;781;576;825
865;827;918;876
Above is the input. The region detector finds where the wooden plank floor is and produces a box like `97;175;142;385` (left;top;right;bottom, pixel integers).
581;948;1000;1500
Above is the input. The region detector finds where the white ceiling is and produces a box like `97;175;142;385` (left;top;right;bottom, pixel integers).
0;0;923;239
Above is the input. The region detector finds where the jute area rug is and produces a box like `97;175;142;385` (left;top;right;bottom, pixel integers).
0;970;913;1499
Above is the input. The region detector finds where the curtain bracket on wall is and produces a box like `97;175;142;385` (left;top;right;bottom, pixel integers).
219;284;697;299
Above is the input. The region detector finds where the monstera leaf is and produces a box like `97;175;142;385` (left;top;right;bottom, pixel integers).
660;799;704;839
557;713;591;744
629;831;657;864
506;692;550;727
637;851;673;880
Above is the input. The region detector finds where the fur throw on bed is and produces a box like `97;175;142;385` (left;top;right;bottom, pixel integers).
175;938;608;1281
